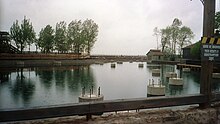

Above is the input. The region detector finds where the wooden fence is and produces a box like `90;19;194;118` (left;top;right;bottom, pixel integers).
1;93;220;122
0;53;89;60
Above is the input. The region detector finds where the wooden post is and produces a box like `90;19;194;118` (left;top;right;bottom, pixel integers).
86;114;92;121
200;0;215;108
200;61;213;108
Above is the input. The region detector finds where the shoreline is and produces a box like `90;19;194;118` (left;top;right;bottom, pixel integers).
0;57;148;68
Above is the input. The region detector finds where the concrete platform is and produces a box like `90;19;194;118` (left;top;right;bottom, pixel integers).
152;69;160;77
213;73;220;79
117;61;123;64
138;63;144;68
165;72;177;78
169;78;183;86
111;63;116;68
79;94;104;102
147;84;165;96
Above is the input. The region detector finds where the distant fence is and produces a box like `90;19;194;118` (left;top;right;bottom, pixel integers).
0;53;89;60
0;53;148;60
90;55;148;60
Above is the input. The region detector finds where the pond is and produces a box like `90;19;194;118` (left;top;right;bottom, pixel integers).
0;62;219;109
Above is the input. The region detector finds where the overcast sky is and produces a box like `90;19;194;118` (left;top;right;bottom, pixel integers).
0;0;220;55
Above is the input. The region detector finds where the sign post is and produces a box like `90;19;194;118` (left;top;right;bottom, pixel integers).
201;37;220;61
200;37;220;107
199;0;215;108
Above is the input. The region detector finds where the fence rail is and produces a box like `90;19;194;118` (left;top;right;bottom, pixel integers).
0;94;209;122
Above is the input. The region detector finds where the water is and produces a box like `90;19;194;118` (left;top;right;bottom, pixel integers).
0;62;218;109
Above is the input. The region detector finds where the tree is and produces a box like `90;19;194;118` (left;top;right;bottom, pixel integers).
10;17;35;53
10;20;23;52
67;20;84;54
153;27;160;50
82;19;98;54
160;26;171;52
54;21;68;53
215;11;220;30
158;18;194;58
21;17;36;52
177;26;194;56
38;25;54;53
34;37;39;53
170;18;182;55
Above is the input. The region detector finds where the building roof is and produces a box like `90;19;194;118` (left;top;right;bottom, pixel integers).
182;41;201;49
146;49;164;56
0;31;9;35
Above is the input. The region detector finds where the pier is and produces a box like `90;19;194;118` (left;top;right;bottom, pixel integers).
177;64;201;71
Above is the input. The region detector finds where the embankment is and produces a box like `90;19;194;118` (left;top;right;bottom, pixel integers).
0;54;148;68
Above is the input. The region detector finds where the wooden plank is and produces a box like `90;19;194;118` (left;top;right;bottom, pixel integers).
177;64;201;68
0;102;90;122
151;60;179;65
0;94;205;122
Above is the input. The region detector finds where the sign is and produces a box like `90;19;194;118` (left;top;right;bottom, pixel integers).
201;37;220;61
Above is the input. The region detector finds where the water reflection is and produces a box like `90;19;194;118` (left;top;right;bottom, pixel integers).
0;65;96;109
169;85;183;95
54;69;66;90
0;72;10;83
36;68;53;89
10;68;35;106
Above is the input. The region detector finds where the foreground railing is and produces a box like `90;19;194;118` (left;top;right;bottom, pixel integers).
0;94;208;122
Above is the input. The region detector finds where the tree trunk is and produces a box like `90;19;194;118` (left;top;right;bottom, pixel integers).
87;41;90;55
21;43;23;54
29;44;31;53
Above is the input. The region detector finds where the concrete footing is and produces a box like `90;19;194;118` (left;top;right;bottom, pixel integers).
152;69;160;77
79;87;104;120
169;78;183;86
147;85;165;96
117;61;123;64
111;63;116;68
79;94;104;102
213;73;220;79
165;72;177;79
138;63;144;68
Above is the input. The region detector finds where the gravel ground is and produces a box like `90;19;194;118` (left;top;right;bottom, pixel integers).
6;106;206;124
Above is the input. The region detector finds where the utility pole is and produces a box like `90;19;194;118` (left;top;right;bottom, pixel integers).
200;0;215;108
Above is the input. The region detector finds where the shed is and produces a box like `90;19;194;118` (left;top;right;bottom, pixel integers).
146;49;164;61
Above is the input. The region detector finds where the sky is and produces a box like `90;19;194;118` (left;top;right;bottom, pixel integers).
0;0;220;55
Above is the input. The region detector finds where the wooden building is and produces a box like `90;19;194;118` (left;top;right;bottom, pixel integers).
0;31;19;53
146;49;164;62
182;44;195;60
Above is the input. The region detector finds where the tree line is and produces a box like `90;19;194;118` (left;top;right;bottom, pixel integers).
153;18;194;59
10;17;99;54
154;11;220;60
